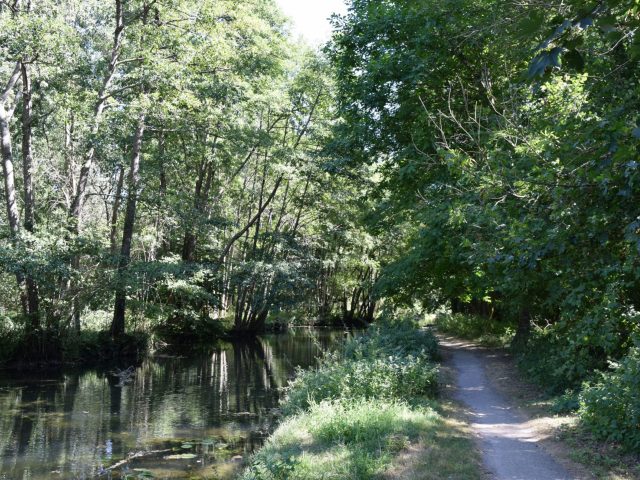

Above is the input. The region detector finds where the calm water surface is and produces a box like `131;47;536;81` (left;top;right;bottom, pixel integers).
0;329;349;479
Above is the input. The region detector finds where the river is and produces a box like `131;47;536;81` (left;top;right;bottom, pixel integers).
0;328;349;479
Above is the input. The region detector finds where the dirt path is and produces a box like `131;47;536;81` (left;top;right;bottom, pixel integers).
440;336;576;480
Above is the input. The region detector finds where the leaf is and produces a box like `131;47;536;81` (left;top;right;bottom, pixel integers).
596;14;617;30
518;12;546;36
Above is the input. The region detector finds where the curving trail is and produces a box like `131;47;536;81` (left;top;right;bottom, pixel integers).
440;337;575;480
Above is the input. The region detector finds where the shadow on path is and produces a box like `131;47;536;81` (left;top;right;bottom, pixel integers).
440;336;575;480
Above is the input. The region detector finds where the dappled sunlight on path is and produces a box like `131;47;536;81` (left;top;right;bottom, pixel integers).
440;336;575;480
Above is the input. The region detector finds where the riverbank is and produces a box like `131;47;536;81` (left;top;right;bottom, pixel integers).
0;316;365;371
239;317;484;480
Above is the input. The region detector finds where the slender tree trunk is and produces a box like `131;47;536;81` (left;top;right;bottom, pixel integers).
65;0;124;332
20;62;40;331
514;307;531;348
112;114;145;339
0;62;27;316
182;139;217;262
217;175;283;266
109;164;125;256
0;122;20;232
69;0;124;227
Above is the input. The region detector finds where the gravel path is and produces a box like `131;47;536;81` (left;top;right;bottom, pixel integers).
442;337;576;480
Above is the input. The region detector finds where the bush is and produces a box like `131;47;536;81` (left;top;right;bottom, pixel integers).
518;323;610;394
153;312;225;347
63;330;149;365
435;313;514;347
241;316;446;479
345;316;439;360
0;315;22;366
281;318;439;414
282;354;438;414
579;348;640;452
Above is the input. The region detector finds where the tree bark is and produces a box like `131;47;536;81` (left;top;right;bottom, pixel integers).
109;164;125;256
0;62;28;316
20;62;40;326
111;114;145;339
0;62;22;238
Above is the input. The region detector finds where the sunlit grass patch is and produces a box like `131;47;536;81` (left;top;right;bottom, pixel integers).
242;399;450;480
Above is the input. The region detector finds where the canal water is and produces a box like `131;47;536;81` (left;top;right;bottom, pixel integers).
0;329;349;479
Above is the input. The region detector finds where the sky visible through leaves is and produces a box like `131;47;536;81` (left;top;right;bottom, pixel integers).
276;0;347;45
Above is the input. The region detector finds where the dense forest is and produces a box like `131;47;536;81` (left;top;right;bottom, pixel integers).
1;0;639;459
0;0;379;365
328;0;640;452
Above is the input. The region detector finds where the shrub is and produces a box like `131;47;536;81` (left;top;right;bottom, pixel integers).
518;323;610;393
579;348;640;452
63;330;149;365
345;316;439;360
0;315;22;366
435;313;514;347
281;318;439;414
282;354;438;414
242;316;444;479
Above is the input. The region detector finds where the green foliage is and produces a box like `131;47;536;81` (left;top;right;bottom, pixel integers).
0;313;22;366
550;390;580;414
435;313;515;348
282;319;439;414
329;0;640;446
282;354;438;415
579;348;640;452
62;330;149;365
345;316;439;360
243;399;437;480
240;318;442;478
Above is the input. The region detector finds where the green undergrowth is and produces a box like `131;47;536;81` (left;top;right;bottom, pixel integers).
240;317;482;480
434;312;515;347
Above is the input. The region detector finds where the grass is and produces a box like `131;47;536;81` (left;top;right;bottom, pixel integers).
242;399;481;480
239;317;484;480
557;423;640;480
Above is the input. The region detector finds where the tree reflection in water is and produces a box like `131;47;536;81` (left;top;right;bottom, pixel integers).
0;328;351;479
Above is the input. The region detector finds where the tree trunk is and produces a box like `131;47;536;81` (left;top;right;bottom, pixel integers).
0;62;28;316
182;139;216;262
112;114;145;339
109;164;125;256
69;0;124;227
20;62;40;322
513;307;531;349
